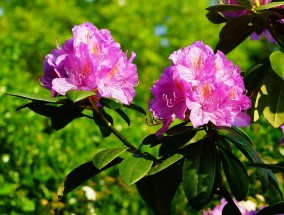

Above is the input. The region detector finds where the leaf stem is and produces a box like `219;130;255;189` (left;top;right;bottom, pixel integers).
89;97;139;153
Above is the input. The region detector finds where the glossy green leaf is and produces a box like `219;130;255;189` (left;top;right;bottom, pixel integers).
93;109;113;137
93;147;128;170
206;4;247;12
148;154;184;176
6;92;63;103
123;103;146;115
270;51;284;81
182;140;217;210
262;72;284;127
119;154;154;186
22;102;84;130
57;159;122;198
256;202;284;215
100;97;123;109
220;147;249;201
256;2;284;10
217;127;269;192
136;161;182;215
206;11;228;24
66;89;95;103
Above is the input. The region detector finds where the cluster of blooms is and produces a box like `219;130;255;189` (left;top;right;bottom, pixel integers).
202;198;257;215
222;0;284;44
149;41;251;135
40;22;138;105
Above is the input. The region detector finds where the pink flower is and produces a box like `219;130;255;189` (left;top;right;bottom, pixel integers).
281;124;284;146
221;0;284;44
149;41;251;134
40;22;138;105
202;198;257;215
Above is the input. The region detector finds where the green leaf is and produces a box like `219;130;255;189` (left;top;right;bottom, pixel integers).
123;103;146;115
248;163;284;173
93;109;113;137
148;154;184;176
217;127;269;192
93;147;128;170
57;159;122;198
65;89;95;103
262;72;284;127
256;1;284;10
270;51;284;81
142;134;163;147
244;57;270;97
119;154;154;186
159;130;196;157
100;97;123;109
23;102;84;130
256;202;284;215
182;140;217;210
6;92;64;103
235;0;252;8
206;4;247;12
115;108;130;126
206;11;228;24
136;161;182;215
220;147;249;201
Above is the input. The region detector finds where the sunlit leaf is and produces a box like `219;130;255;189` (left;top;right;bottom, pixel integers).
148;153;184;175
93;147;128;170
119;154;153;186
6;92;64;103
220;147;249;201
182;140;217;210
57;159;122;198
270;51;284;81
261;72;284;127
256;202;284;215
256;2;284;10
66;89;95;103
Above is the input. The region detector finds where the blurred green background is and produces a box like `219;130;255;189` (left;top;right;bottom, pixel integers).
0;0;283;214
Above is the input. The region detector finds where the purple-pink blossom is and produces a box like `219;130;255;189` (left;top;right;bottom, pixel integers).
221;0;284;44
202;198;257;215
149;41;251;134
281;124;284;146
40;22;138;105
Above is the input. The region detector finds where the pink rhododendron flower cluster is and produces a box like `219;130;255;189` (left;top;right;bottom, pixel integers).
222;0;284;44
40;22;138;105
149;41;251;135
